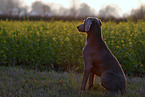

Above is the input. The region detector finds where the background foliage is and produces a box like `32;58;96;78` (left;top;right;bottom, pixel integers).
0;20;144;75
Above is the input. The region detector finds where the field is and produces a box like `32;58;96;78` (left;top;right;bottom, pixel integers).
0;66;145;97
0;19;145;75
0;19;145;96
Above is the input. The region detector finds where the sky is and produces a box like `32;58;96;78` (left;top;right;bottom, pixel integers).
24;0;145;15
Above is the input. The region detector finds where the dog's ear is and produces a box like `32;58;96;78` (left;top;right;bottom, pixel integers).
85;18;92;32
98;19;102;26
95;18;102;26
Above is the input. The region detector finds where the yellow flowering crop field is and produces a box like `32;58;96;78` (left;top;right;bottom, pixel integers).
0;20;144;75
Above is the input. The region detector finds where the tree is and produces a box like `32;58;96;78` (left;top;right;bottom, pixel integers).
0;0;23;16
30;1;50;16
59;7;70;16
0;0;6;15
131;4;145;19
98;5;121;19
69;0;78;17
77;3;95;17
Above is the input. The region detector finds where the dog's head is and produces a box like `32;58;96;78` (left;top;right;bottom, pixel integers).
77;17;102;32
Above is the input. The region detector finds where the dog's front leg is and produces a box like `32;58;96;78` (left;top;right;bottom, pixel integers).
80;62;93;92
88;72;95;90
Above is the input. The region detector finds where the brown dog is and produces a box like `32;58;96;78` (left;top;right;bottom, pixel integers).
77;17;127;93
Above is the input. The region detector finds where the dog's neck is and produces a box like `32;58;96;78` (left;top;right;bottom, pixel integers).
86;23;103;43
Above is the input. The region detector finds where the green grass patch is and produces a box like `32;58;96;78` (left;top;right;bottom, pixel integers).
0;66;145;97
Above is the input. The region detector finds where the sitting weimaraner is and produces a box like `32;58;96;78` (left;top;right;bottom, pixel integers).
77;17;127;93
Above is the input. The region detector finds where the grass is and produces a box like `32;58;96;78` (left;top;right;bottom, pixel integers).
0;66;145;97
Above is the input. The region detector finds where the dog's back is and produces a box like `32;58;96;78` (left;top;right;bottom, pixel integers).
100;45;127;92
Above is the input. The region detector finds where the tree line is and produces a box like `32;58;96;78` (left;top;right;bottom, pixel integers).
0;0;145;21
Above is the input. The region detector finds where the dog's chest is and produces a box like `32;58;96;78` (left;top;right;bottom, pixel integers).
83;45;92;56
83;43;99;56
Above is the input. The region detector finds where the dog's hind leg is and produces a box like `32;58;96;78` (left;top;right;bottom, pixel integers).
101;73;119;92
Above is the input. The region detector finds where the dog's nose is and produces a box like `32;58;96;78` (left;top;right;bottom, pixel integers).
77;26;79;29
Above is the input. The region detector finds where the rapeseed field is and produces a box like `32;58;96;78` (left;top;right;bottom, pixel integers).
0;20;144;75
